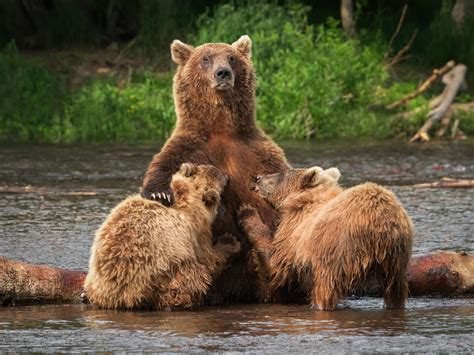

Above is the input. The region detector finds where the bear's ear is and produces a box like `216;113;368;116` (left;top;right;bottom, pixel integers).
232;35;252;59
171;40;194;65
202;189;220;207
301;166;324;188
180;163;198;177
171;180;189;202
321;168;341;184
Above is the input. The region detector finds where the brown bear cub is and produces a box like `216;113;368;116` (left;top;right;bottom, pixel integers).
84;163;240;310
141;36;289;303
238;167;414;310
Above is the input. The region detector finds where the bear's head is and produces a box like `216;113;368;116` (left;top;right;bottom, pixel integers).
253;167;341;209
171;163;228;216
170;36;256;132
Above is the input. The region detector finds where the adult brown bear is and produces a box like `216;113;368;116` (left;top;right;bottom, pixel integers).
141;36;289;304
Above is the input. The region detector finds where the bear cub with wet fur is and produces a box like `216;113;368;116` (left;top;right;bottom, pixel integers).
238;167;414;310
84;163;240;310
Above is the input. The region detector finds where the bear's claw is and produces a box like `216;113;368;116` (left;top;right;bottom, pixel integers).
143;189;173;206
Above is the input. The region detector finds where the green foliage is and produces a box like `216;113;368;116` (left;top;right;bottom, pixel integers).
48;1;100;46
425;0;474;71
457;109;474;135
0;41;175;143
382;82;430;135
0;41;64;142
138;0;194;59
1;1;472;143
194;1;390;139
62;73;174;143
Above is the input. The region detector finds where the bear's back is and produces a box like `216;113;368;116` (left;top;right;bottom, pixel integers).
95;194;201;274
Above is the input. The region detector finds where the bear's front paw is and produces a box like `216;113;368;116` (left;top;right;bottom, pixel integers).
142;188;173;206
237;204;260;229
216;233;241;255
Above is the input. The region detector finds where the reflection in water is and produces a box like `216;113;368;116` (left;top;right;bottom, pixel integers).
0;141;473;352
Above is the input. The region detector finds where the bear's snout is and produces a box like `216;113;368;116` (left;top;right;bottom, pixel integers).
214;66;234;90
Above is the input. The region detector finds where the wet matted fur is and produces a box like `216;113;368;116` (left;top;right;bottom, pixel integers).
238;167;414;310
84;163;240;310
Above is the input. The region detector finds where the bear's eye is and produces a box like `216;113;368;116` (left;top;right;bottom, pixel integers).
202;55;211;66
228;55;236;65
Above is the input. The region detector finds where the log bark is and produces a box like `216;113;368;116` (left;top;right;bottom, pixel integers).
427;64;467;122
0;257;86;306
1;251;472;307
410;64;468;142
408;251;474;296
409;177;474;189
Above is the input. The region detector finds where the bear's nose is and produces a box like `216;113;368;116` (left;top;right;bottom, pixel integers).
215;66;232;80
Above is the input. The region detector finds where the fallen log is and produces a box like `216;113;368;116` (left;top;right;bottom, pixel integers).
408;251;474;296
426;64;468;122
0;185;98;196
0;257;87;306
409;177;474;189
1;251;472;307
410;64;468;142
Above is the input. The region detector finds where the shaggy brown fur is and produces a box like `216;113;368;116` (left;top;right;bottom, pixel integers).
84;163;241;310
238;167;414;310
141;36;289;303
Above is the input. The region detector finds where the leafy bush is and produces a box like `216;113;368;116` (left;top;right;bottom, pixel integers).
194;1;390;139
62;73;174;143
0;42;175;143
0;42;64;142
2;1;471;144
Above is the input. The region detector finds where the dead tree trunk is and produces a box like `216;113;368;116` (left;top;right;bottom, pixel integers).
410;64;468;142
452;0;474;29
1;251;473;307
340;0;356;38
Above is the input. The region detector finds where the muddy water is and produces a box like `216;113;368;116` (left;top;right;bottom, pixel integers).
0;140;473;352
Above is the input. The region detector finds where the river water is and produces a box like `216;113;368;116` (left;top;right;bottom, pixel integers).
0;140;473;352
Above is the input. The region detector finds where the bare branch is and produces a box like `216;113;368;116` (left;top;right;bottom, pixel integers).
388;28;418;67
386;60;456;110
383;4;408;62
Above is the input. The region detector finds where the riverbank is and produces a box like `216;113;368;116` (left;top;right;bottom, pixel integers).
1;1;473;144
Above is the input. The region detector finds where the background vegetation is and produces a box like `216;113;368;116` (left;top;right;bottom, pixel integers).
0;0;473;143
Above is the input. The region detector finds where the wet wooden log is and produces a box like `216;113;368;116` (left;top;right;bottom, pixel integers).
408;251;474;296
409;178;474;189
0;257;87;306
0;185;97;196
1;251;472;307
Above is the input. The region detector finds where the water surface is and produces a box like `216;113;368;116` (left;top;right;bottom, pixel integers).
0;140;473;352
